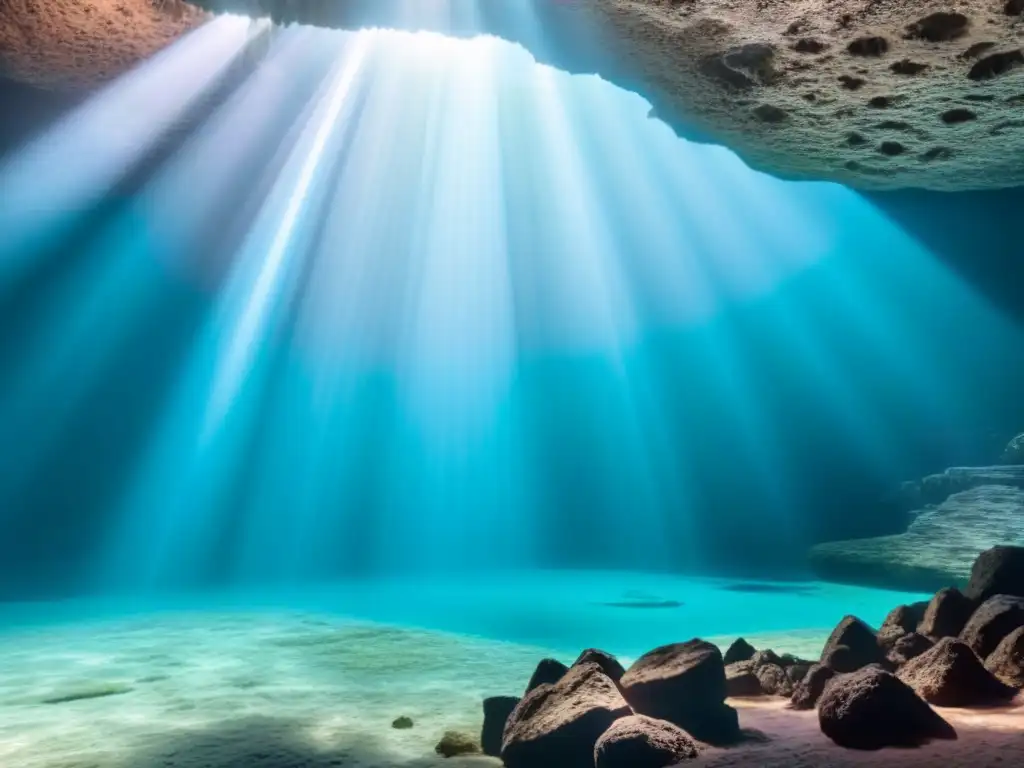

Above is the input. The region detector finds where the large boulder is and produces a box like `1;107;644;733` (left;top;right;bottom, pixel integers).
887;633;934;667
725;661;763;697
755;663;792;696
526;658;569;694
959;595;1024;659
918;587;975;639
723;638;756;665
819;616;886;671
984;625;1024;688
574;649;626;684
818;666;957;749
593;715;700;768
964;545;1024;603
619;640;740;745
481;696;520;757
882;602;929;634
789;663;836;710
809;484;1024;592
896;637;1017;707
502;662;630;768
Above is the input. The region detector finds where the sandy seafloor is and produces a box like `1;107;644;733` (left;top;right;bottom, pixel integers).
0;570;1021;767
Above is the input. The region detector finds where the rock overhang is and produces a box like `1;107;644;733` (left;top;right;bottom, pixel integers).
4;0;1024;191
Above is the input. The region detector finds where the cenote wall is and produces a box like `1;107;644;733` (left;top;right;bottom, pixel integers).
0;67;1022;600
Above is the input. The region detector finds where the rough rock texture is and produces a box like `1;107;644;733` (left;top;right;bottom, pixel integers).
919;587;976;639
883;602;930;634
756;663;792;696
619;640;740;745
0;0;204;89
435;730;480;757
809;484;1024;592
593;714;700;768
481;695;520;757
725;661;763;697
502;662;631;768
817;666;957;749
723;637;756;665
1001;434;1024;464
820;616;885;671
887;632;935;667
959;594;1024;659
965;545;1024;603
574;648;626;684
10;0;1024;189
789;663;835;710
896;637;1017;707
984;625;1024;687
526;658;569;695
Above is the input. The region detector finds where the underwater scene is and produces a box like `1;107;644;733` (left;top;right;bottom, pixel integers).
1;1;1024;767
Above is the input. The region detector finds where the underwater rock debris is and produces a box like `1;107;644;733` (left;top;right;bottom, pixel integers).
4;1;1024;189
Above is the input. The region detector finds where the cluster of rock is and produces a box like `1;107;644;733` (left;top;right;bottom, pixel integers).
446;546;1024;765
809;435;1024;592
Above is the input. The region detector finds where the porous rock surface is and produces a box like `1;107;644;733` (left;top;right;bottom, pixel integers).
7;0;1024;190
593;714;700;768
895;637;1017;707
809;484;1024;592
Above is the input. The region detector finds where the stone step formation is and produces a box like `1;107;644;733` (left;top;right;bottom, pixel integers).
441;545;1024;766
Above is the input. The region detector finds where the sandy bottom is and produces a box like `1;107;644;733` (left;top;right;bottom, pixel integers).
0;574;1018;767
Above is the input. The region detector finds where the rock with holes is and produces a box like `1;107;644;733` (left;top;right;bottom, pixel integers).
593;715;700;768
574;649;627;684
897;637;1017;706
725;661;763;697
502;662;631;768
888;632;935;667
11;0;1024;190
965;545;1024;603
619;640;740;745
756;663;792;696
984;625;1024;687
919;588;976;639
818;666;957;749
960;595;1024;659
789;663;836;710
482;696;520;757
883;602;930;634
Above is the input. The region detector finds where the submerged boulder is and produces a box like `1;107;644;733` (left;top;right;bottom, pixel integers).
620;640;740;745
919;587;975;639
882;602;929;634
481;696;520;757
574;648;626;684
818;666;957;749
723;638;756;665
965;545;1024;602
820;616;885;671
887;632;935;667
593;715;700;768
789;663;836;710
984;625;1024;687
1001;434;1024;465
725;661;763;697
502;662;630;768
896;637;1016;707
526;658;569;694
435;731;480;757
755;663;792;696
960;595;1024;659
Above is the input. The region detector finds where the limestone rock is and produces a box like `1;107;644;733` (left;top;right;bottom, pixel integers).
502;662;631;768
526;658;569;695
818;666;957;749
896;637;1016;707
919;587;975;639
481;696;519;757
789;663;835;710
723;637;756;665
620;640;740;745
809;485;1024;592
593;714;700;768
965;545;1024;603
984;625;1024;687
960;595;1024;659
10;0;1024;189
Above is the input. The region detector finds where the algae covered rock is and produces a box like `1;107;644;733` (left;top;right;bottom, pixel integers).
502;662;630;768
896;637;1016;707
593;714;700;768
818;666;956;749
435;730;480;757
619;639;739;745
